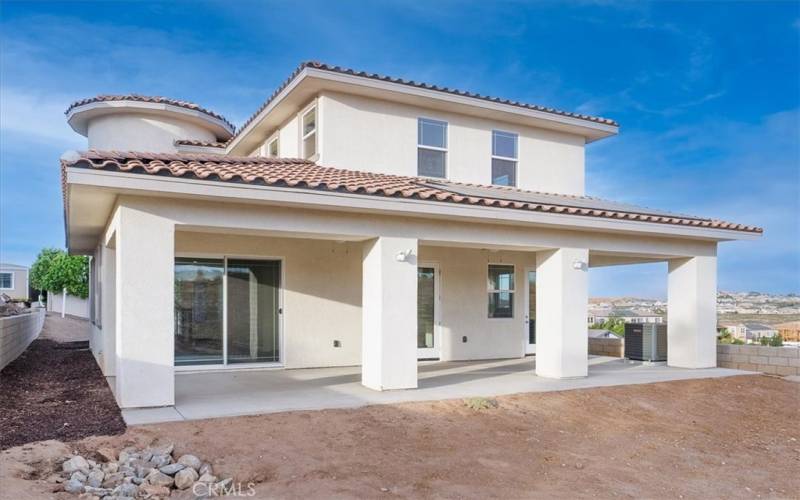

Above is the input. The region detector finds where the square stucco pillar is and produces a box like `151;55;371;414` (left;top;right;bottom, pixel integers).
667;255;717;368
361;236;418;391
535;248;589;379
114;205;175;408
100;243;116;377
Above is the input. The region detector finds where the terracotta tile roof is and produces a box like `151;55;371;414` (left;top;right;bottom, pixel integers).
66;95;235;132
62;150;762;234
233;61;619;145
174;139;227;148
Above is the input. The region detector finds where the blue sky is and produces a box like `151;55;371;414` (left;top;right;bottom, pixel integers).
1;1;798;298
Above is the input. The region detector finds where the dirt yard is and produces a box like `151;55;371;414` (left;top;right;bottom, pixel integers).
1;374;798;499
0;334;125;449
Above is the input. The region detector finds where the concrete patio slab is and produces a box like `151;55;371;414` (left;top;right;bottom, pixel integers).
120;356;756;425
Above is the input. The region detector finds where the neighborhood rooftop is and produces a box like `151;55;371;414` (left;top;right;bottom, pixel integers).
62;150;762;234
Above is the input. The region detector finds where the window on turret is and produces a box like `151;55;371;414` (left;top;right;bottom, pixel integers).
417;118;447;178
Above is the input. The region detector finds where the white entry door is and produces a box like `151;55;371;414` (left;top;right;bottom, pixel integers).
417;263;440;359
524;267;537;354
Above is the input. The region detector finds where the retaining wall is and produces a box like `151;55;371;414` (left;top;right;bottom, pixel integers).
589;337;624;357
0;308;45;371
717;344;800;376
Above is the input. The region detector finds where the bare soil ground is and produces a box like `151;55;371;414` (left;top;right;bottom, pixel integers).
0;336;125;449
1;375;797;499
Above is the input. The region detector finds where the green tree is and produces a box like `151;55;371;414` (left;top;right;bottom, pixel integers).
29;248;89;299
769;334;784;347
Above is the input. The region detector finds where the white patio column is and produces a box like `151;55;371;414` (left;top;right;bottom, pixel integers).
361;236;418;390
667;255;717;368
535;247;589;379
100;243;116;376
114;204;175;408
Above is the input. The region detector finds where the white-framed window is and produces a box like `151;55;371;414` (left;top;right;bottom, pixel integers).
301;106;317;159
417;117;447;178
491;130;518;186
488;264;514;318
267;136;279;158
0;272;13;290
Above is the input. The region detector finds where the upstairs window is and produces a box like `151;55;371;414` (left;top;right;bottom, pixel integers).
491;130;518;186
488;264;515;318
418;118;447;178
267;136;279;158
302;107;317;159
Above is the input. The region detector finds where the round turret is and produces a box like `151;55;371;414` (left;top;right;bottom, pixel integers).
65;95;234;152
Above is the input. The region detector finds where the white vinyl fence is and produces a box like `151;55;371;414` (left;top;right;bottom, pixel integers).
0;308;46;371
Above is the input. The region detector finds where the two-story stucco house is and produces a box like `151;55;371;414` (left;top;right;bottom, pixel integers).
60;62;761;409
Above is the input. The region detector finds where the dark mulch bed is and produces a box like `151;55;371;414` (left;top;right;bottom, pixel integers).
0;339;126;450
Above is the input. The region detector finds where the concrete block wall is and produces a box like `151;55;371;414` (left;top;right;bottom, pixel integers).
589;337;624;357
717;344;800;376
0;308;45;371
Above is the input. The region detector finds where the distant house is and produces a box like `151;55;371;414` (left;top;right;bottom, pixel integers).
588;309;664;325
588;329;622;339
775;321;800;342
0;263;29;300
725;322;778;342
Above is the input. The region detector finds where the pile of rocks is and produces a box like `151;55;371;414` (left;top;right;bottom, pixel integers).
54;443;232;499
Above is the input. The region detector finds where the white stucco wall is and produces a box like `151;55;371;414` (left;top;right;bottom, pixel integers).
317;91;586;195
175;232;364;369
87;113;218;153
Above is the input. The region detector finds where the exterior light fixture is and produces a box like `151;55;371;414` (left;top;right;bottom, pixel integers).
395;249;413;262
572;259;588;271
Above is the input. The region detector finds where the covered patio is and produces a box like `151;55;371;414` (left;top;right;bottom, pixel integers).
120;356;752;424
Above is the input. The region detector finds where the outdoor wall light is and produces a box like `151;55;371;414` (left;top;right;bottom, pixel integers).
573;259;588;271
395;249;413;262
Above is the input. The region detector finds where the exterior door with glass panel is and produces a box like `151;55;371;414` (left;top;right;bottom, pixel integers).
524;267;537;354
174;257;281;367
417;264;440;359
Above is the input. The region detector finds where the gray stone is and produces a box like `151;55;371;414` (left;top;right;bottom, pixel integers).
101;472;124;488
150;454;172;468
174;468;199;489
177;454;202;471
146;443;174;457
132;477;144;485
160;462;186;475
64;478;85;493
71;470;88;483
63;456;91;474
135;465;154;479
197;473;217;483
102;462;119;474
139;483;172;498
198;463;213;476
87;469;105;488
147;470;175;488
113;482;138;497
83;486;112;496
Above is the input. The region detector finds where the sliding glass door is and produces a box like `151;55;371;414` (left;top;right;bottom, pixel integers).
174;257;281;367
226;259;281;364
174;258;225;366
